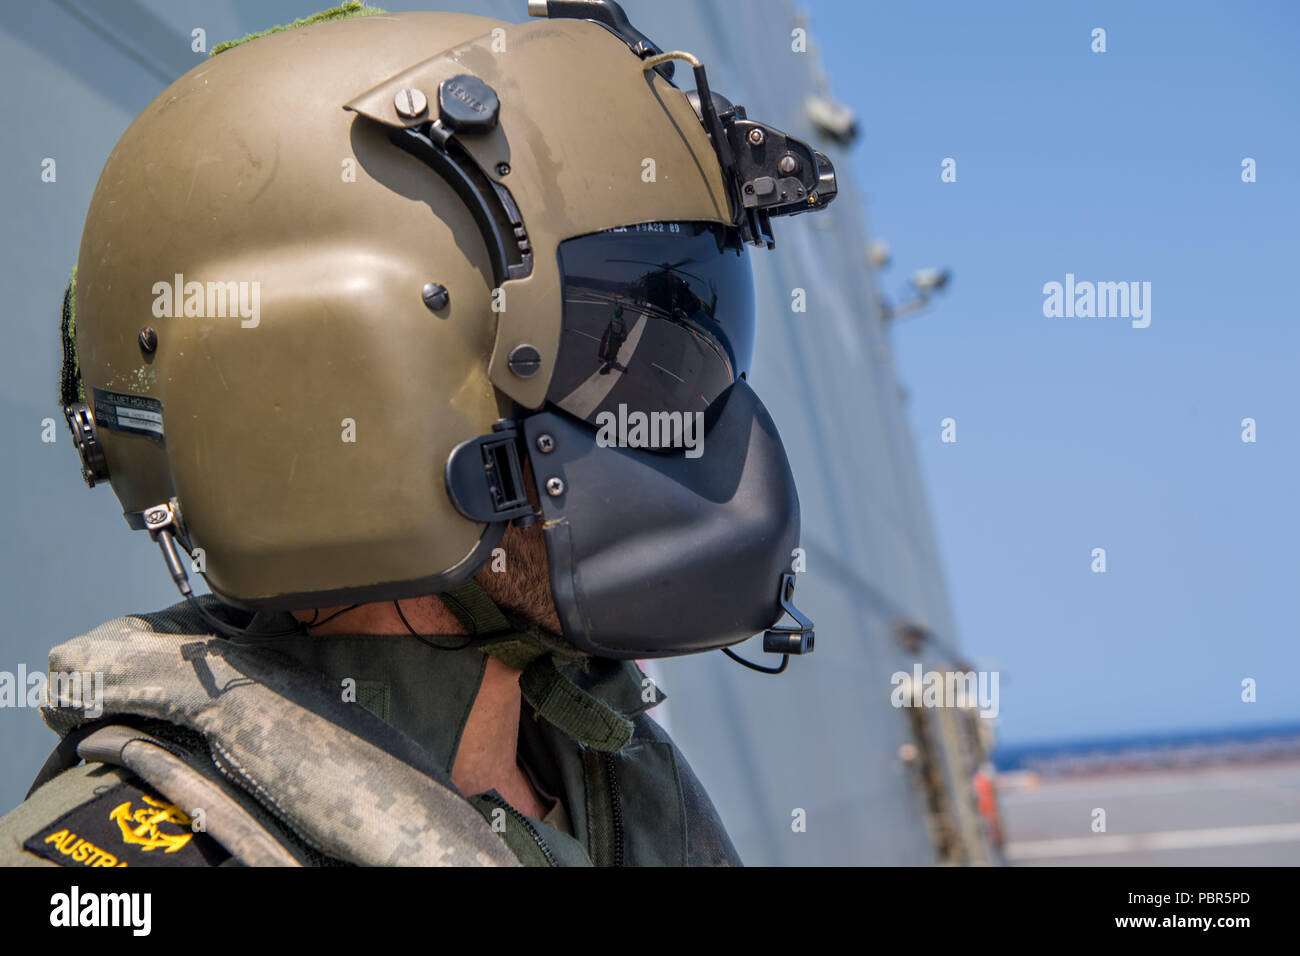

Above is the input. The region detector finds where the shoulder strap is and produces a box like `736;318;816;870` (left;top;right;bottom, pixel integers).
25;724;97;800
76;724;300;867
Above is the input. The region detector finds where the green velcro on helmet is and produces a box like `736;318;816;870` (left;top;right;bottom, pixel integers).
59;267;82;406
210;1;388;57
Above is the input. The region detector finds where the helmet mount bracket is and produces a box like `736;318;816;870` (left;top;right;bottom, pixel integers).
529;0;675;80
535;1;839;248
445;421;536;524
388;73;533;287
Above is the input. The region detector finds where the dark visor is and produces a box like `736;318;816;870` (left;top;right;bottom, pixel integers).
545;222;755;434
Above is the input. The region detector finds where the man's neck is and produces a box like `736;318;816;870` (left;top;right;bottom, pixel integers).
289;597;548;819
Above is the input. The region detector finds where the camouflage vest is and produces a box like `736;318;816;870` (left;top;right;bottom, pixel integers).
23;598;740;867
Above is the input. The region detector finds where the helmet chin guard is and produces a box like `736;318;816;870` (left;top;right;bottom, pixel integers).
518;380;806;660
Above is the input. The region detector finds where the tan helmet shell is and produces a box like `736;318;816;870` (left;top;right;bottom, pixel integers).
74;10;731;608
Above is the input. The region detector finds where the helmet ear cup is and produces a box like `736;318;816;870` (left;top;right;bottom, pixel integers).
523;380;799;658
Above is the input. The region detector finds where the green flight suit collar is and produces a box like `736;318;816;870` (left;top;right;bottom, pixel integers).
236;587;670;866
236;610;666;763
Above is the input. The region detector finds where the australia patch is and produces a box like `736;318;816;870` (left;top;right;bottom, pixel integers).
24;780;230;868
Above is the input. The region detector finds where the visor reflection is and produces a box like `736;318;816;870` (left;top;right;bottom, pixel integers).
546;221;755;441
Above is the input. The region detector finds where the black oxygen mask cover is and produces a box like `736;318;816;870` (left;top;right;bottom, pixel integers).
521;379;799;659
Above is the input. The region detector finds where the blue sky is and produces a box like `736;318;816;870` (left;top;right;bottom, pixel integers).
805;0;1300;745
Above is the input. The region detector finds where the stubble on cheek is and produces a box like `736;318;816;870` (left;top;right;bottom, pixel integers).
474;519;562;635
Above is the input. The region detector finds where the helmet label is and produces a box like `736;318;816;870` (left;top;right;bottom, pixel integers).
92;388;164;442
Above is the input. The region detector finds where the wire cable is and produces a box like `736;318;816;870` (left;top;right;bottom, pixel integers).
722;647;789;675
393;599;476;652
302;604;361;631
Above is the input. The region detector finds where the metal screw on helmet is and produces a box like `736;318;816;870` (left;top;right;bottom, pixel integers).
495;161;511;176
508;344;542;378
777;154;800;176
536;434;555;454
138;327;158;354
545;477;564;497
394;87;428;119
421;282;449;311
747;128;765;146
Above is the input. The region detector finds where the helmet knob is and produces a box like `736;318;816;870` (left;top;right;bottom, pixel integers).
437;75;500;134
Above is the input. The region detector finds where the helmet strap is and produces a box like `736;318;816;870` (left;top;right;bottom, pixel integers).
436;580;634;752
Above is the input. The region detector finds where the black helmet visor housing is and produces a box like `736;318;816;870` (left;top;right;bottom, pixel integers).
545;221;755;443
